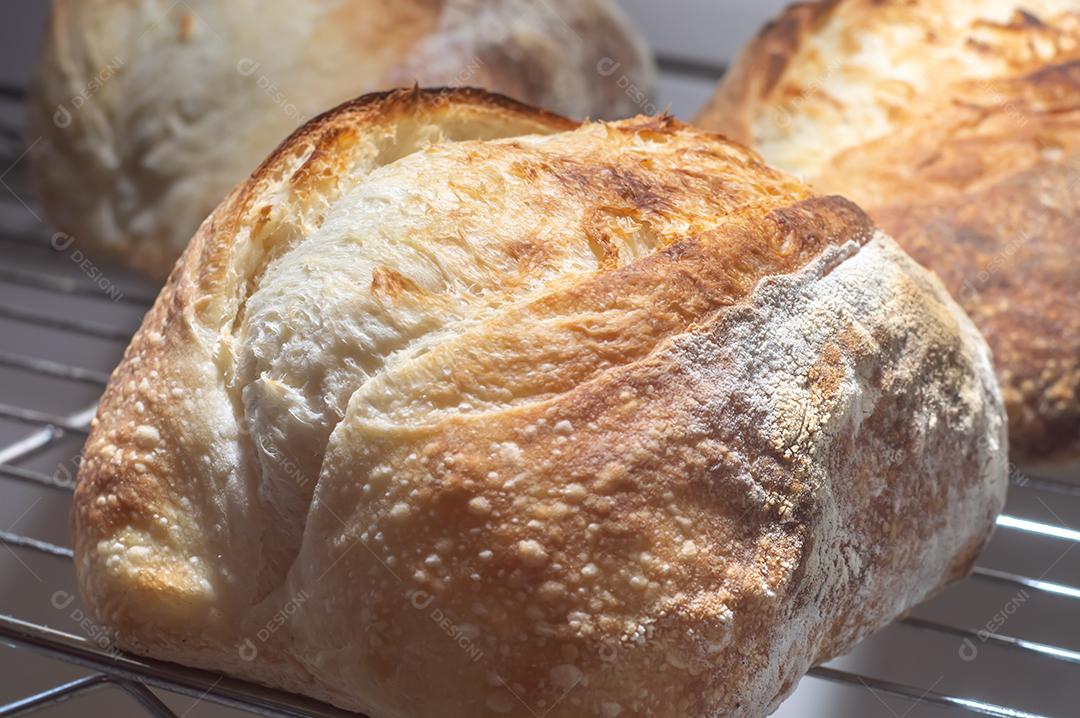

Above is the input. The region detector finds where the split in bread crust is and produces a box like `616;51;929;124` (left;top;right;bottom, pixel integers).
696;0;1080;466
75;88;1007;717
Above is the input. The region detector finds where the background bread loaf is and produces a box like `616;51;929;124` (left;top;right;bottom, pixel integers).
696;0;1080;466
73;88;1007;718
29;0;655;278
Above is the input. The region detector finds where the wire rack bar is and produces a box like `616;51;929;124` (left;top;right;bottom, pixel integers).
0;303;132;342
0;403;90;436
0;530;72;559
0;403;88;492
0;615;359;718
972;567;1080;601
899;617;1080;666
0;351;110;386
656;53;728;81
1011;474;1080;499
114;681;181;718
809;667;1049;718
996;515;1080;543
0;231;51;251
0;464;73;494
0;426;61;467
0;405;94;474
0;674;110;718
0;399;93;468
0;521;1075;718
0;83;24;101
0;265;155;307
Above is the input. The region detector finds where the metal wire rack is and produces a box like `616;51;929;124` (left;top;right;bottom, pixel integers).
0;65;1078;718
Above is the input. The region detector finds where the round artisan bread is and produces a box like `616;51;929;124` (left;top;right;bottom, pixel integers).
73;88;1006;718
696;0;1080;467
29;0;655;279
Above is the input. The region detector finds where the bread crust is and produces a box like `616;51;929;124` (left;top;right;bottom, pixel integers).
29;0;655;279
696;0;1080;465
74;87;1006;717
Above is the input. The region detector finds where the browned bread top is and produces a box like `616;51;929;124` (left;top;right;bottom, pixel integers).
74;88;1006;717
697;0;1080;465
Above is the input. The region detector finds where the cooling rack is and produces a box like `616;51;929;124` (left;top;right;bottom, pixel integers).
0;61;1079;718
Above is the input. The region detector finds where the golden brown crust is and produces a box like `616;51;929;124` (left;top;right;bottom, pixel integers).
75;88;1007;717
694;0;840;146
73;86;579;625
873;157;1080;462
696;0;1080;464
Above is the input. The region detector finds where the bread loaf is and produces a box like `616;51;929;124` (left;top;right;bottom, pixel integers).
29;0;655;278
696;0;1080;466
74;88;1007;718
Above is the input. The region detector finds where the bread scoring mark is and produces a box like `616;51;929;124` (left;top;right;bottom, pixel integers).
347;195;873;429
582;207;662;269
69;85;1011;718
181;89;580;594
286;127;357;190
210;87;866;602
549;161;677;215
296;231;1004;716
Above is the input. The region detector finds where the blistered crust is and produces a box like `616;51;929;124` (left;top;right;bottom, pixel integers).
75;88;1006;717
696;0;1080;464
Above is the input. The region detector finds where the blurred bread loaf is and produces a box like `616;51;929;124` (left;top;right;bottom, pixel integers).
697;0;1080;465
73;87;1007;718
29;0;655;278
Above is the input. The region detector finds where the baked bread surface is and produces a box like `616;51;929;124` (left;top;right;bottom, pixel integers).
74;88;1007;717
696;0;1080;465
29;0;655;278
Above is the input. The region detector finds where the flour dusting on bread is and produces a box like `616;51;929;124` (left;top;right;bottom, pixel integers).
74;89;1007;718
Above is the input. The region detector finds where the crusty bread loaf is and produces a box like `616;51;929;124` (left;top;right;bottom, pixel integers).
29;0;655;279
696;0;1080;466
73;88;1007;718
